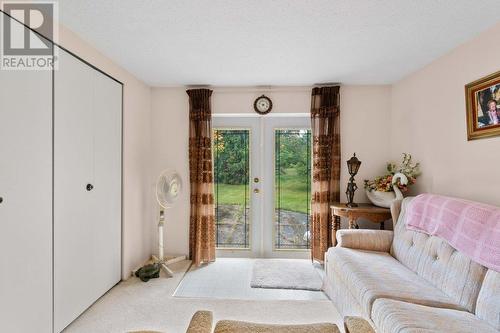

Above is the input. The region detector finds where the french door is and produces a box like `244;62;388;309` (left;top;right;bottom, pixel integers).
213;115;311;259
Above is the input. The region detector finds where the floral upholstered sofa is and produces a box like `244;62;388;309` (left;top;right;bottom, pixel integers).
323;197;499;333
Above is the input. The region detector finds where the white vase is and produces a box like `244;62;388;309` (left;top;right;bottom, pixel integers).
366;173;407;208
366;190;396;208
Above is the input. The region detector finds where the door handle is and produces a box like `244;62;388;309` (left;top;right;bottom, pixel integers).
86;184;94;191
253;188;260;194
0;197;3;203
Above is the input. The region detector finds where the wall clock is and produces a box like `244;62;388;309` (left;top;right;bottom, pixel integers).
253;95;273;115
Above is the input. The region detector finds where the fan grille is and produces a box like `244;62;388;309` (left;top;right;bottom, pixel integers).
156;170;182;208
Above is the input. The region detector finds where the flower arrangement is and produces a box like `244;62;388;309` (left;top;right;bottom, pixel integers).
364;153;420;193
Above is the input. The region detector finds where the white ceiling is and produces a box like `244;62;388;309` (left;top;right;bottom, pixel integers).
59;0;500;87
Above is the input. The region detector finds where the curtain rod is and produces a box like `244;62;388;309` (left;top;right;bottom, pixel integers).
185;84;341;89
185;85;212;89
312;82;342;87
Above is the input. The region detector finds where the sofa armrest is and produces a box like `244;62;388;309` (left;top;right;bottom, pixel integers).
186;311;213;333
336;229;393;252
344;316;376;333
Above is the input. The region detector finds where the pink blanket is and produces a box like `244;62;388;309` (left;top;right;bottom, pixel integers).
406;193;500;272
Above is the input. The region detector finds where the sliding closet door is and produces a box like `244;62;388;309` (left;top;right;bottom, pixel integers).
54;47;94;332
54;47;122;332
0;13;53;333
90;61;122;300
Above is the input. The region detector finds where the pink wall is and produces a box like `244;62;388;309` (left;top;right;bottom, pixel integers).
59;27;153;279
391;22;500;206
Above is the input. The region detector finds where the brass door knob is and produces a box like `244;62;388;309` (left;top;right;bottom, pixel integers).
253;177;260;183
253;188;260;194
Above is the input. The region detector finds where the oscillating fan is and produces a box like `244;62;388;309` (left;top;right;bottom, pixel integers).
152;169;186;277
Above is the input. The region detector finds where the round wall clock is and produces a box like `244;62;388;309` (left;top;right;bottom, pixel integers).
253;95;273;115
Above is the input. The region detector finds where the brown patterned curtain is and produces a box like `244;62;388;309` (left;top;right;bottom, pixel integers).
187;88;216;266
310;86;341;263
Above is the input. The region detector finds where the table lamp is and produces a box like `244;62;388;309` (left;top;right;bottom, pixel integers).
346;153;361;207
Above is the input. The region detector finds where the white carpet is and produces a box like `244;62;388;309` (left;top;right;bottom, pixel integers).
251;259;323;291
174;258;327;301
63;260;341;333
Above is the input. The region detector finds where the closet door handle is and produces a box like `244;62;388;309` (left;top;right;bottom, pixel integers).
86;184;94;191
0;197;3;204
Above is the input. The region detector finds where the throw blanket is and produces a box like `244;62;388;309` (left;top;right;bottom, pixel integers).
406;193;500;272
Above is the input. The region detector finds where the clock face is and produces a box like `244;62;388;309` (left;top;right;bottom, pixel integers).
254;95;272;114
257;98;270;111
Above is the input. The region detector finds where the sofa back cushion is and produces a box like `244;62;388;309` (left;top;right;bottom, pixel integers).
475;269;500;330
391;197;487;313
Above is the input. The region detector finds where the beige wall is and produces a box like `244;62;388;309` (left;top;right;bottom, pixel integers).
56;18;500;268
59;27;153;279
390;22;500;206
151;88;190;256
151;86;392;255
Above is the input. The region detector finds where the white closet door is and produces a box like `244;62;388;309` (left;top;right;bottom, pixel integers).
54;46;122;332
54;47;94;332
88;62;122;301
0;13;53;333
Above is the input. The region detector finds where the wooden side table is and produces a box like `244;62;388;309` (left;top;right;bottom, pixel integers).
330;203;392;246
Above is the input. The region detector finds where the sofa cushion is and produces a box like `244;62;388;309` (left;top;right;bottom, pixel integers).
372;298;498;333
326;247;464;317
391;197;487;312
213;320;340;333
476;270;500;330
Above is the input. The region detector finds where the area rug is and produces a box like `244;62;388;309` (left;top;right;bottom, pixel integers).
173;258;327;300
250;259;323;291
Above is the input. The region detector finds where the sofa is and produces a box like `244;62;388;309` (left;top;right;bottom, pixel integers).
323;197;499;333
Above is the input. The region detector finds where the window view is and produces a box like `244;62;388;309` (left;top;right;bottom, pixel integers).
213;129;250;248
274;129;312;249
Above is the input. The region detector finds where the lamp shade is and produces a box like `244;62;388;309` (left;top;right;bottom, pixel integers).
347;153;361;175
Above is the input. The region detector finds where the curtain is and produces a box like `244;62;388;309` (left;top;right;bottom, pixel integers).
310;86;341;263
187;88;216;266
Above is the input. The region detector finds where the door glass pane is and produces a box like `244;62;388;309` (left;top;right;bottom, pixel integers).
213;129;250;248
274;129;311;249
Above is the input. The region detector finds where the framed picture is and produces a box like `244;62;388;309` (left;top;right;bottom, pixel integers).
465;70;500;140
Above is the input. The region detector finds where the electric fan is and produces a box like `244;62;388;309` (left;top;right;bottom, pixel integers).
152;169;186;277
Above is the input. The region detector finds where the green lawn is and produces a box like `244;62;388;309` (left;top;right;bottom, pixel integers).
215;168;310;214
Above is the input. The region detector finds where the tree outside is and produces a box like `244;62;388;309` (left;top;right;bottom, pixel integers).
213;129;311;249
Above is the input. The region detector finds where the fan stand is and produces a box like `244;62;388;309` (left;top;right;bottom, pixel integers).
152;209;186;277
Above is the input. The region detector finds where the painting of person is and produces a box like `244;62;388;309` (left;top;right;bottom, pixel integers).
476;83;500;128
466;71;500;140
478;85;495;112
495;85;500;102
478;99;499;127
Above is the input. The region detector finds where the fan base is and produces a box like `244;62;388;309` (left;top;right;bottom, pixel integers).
151;255;186;277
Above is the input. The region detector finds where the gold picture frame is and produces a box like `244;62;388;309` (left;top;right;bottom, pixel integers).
465;70;500;140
